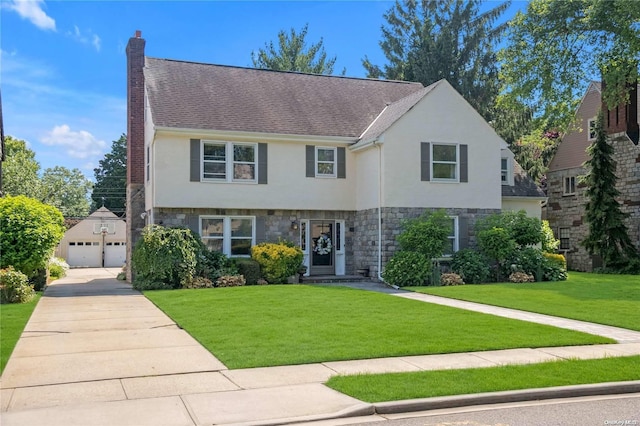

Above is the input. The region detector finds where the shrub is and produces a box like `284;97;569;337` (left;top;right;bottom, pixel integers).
197;250;233;281
216;275;246;287
0;267;35;304
397;210;451;259
0;195;65;278
48;257;69;280
541;220;560;253
509;271;535;283
251;242;303;284
505;247;544;280
256;278;268;285
451;249;491;284
234;258;262;285
440;273;464;286
477;227;517;281
476;210;543;247
542;252;568;281
183;277;215;289
381;251;430;287
131;225;201;290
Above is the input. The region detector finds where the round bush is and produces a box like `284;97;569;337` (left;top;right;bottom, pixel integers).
0;267;35;304
251;242;303;283
382;251;431;287
451;249;490;284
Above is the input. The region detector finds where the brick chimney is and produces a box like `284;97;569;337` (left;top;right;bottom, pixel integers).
602;80;639;145
126;30;146;281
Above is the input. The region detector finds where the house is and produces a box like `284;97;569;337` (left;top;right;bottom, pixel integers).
125;31;544;279
56;207;127;268
546;82;640;271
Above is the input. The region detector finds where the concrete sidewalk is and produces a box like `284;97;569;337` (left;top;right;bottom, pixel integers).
1;270;639;426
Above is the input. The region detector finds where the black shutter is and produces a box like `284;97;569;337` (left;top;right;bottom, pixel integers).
190;139;201;182
421;142;430;181
337;147;346;179
460;144;468;183
258;143;268;184
187;215;200;236
458;217;469;250
306;145;315;177
255;217;266;244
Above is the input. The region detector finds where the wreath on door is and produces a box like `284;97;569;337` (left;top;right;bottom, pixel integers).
314;234;333;255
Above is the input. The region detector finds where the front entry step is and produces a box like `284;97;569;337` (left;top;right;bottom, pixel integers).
301;275;371;284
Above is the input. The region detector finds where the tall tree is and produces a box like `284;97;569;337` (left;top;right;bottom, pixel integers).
40;166;93;217
2;136;41;199
499;0;640;130
581;112;637;269
91;134;127;216
363;0;511;121
251;23;344;75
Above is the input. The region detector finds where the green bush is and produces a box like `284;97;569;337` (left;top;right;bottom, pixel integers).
234;258;262;285
541;220;560;253
0;195;65;278
382;251;431;287
48;257;69;280
505;247;544;280
476;210;543;247
542;252;568;281
0;267;35;304
198;250;237;281
131;225;201;290
251;242;303;283
397;210;451;259
451;249;491;284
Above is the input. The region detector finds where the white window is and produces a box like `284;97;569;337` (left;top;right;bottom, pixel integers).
564;176;576;195
501;158;509;184
316;147;337;177
443;216;459;257
588;118;597;140
201;216;254;256
202;141;257;182
431;144;458;181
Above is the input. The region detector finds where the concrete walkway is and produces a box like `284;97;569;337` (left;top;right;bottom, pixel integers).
1;270;639;426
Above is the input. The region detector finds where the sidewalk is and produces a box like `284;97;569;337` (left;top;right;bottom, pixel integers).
1;270;639;426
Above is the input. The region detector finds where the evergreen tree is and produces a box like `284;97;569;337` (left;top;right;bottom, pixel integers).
581;112;637;269
362;0;510;121
91;134;127;216
251;23;344;75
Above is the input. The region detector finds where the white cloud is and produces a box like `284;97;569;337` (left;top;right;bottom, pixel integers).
41;125;107;159
6;0;56;31
66;25;101;52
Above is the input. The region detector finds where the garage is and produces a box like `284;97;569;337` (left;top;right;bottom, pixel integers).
67;241;102;267
105;242;126;268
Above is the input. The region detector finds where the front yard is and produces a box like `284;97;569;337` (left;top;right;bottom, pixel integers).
145;285;613;369
1;294;40;374
410;272;640;331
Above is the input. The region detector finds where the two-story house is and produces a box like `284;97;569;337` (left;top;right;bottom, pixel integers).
125;31;545;279
546;81;640;271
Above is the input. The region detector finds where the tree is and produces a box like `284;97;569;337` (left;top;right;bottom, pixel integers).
581;112;637;269
2;136;41;199
363;0;511;121
91;134;126;216
40;166;93;217
0;195;65;279
251;23;344;75
499;0;640;130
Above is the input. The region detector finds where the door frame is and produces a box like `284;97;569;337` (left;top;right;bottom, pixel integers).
309;220;335;275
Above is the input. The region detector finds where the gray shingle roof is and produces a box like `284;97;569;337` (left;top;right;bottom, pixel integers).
502;160;546;198
144;58;424;138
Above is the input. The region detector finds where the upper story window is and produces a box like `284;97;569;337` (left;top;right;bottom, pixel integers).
202;141;257;182
588;118;597;140
564;176;576;195
431;143;458;181
316;147;337;177
501;158;509;185
201;216;254;257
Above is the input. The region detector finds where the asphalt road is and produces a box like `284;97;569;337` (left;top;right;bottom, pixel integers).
349;394;640;426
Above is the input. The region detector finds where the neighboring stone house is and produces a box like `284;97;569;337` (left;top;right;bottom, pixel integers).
546;82;640;271
125;31;544;279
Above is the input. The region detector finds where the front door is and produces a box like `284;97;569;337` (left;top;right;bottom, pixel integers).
310;220;335;275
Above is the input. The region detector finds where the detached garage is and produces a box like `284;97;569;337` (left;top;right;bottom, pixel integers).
56;207;126;268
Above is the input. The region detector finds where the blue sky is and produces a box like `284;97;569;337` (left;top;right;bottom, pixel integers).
1;0;525;180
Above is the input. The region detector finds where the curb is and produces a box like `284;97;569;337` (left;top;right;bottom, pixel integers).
373;380;640;414
223;403;375;426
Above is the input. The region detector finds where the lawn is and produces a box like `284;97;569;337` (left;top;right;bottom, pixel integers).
410;272;640;331
145;285;613;369
326;355;640;402
1;294;41;374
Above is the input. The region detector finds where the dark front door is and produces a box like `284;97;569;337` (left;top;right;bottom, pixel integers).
310;220;335;275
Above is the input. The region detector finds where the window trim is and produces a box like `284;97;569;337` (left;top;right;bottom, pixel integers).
587;117;597;141
563;176;576;196
442;216;459;257
431;143;459;182
315;146;337;178
200;215;256;257
501;157;510;185
201;140;258;183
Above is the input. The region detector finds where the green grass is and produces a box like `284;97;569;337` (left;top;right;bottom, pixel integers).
410;272;640;331
326;355;640;402
145;285;613;369
1;294;41;374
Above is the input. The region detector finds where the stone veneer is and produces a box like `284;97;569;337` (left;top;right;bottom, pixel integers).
546;136;640;272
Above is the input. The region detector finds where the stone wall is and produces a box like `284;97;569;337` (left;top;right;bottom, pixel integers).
612;136;640;255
